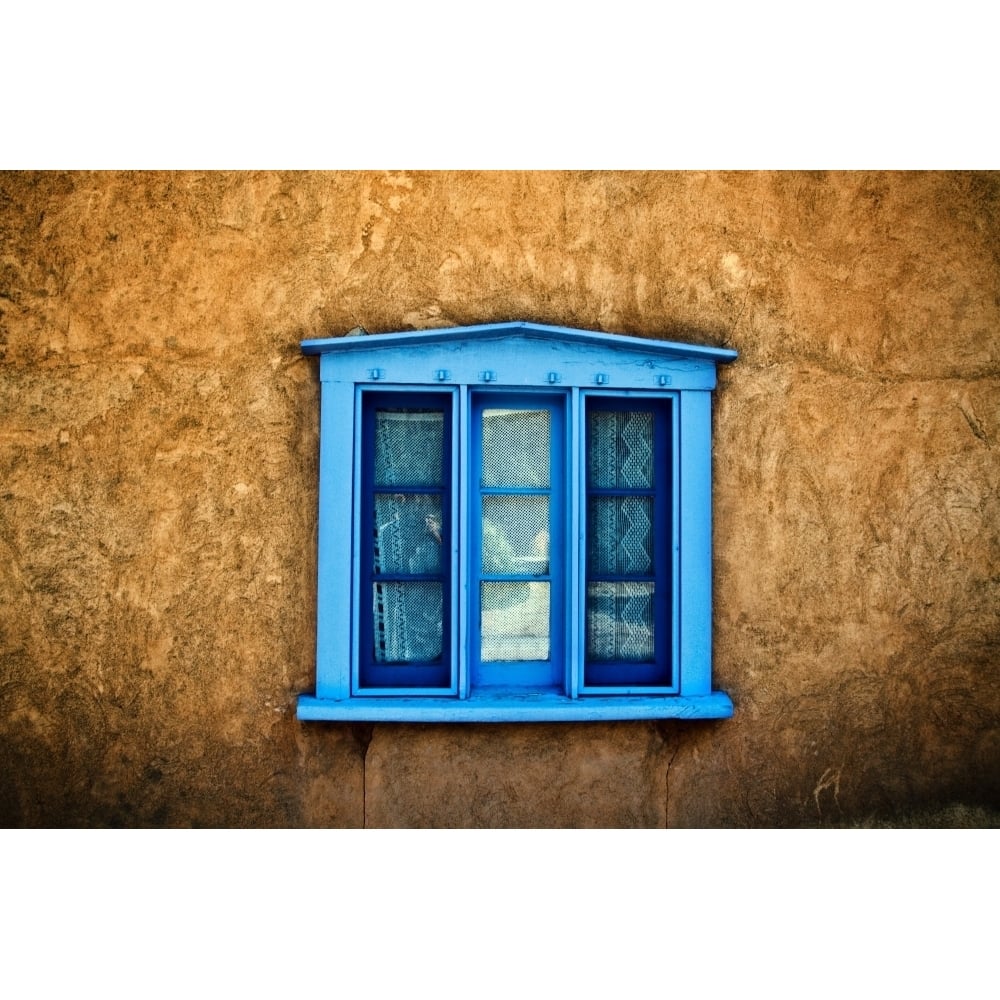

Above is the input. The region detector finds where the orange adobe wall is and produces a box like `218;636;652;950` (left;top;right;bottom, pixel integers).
1;170;998;826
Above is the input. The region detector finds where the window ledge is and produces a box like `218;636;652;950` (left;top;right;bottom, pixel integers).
297;690;733;723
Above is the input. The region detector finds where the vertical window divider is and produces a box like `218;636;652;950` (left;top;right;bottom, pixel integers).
670;392;682;693
568;386;582;699
348;385;364;696
457;384;470;699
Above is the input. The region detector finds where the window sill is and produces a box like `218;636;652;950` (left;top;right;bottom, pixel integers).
296;690;733;723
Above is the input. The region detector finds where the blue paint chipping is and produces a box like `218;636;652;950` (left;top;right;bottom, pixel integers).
300;322;736;722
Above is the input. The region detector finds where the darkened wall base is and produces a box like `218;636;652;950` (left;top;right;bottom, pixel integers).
1;170;998;827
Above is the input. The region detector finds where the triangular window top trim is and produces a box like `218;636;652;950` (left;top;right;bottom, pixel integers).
301;320;738;365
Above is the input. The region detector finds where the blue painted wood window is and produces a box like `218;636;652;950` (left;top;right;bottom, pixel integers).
298;322;737;722
471;393;566;691
583;397;674;692
360;391;454;692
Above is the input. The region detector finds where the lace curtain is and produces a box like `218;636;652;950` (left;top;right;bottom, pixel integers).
480;408;551;662
587;410;656;662
372;410;444;664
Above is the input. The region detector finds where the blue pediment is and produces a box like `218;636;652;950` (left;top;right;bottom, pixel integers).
302;321;737;392
302;320;737;362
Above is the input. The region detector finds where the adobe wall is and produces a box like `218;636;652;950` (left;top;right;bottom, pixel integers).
1;170;997;827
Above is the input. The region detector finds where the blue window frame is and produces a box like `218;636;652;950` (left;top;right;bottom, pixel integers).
298;322;736;722
470;392;566;691
360;390;454;692
583;396;674;692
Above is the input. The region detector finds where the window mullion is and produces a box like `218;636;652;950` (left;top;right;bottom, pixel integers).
457;383;470;699
568;386;582;698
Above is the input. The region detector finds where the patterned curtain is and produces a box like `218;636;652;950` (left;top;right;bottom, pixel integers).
371;410;444;664
587;410;655;662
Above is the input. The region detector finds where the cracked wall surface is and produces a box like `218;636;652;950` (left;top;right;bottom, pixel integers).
1;170;998;827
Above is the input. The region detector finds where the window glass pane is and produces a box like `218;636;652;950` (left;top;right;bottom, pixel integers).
373;494;443;575
588;410;654;488
372;581;443;663
587;496;653;575
586;582;655;662
482;409;550;487
375;409;443;487
481;582;550;661
482;495;549;575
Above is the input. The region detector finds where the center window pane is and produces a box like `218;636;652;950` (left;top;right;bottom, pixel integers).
476;401;557;671
480;582;550;661
482;408;550;487
482;494;549;575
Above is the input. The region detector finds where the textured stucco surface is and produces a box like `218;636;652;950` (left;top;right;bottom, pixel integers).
1;170;997;826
